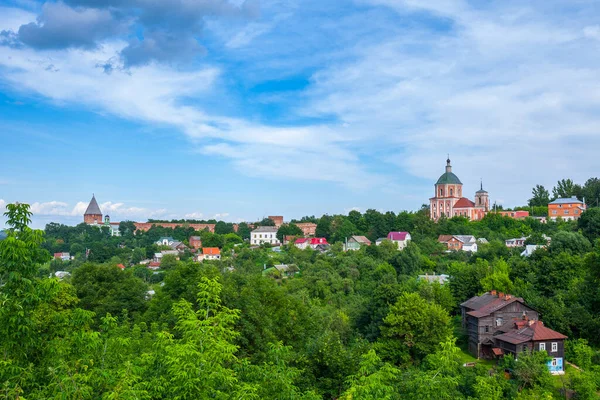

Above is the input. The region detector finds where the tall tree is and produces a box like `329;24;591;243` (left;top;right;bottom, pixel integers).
552;179;583;200
529;185;551;207
582;177;600;207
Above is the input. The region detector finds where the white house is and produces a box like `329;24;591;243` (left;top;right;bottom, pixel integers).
156;237;176;246
386;232;412;250
251;226;280;245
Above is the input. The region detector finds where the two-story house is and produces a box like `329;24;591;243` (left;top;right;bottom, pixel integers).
251;226;280;245
460;291;567;374
494;319;567;374
438;235;479;252
548;197;587;221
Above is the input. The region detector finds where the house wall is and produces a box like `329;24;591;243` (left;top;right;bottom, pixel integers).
462;301;538;358
548;203;585;220
251;231;280;245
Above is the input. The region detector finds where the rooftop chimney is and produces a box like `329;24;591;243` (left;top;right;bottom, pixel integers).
491;290;497;296
499;292;505;299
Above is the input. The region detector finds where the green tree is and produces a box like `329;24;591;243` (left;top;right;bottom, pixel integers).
215;221;235;235
340;350;400;400
142;277;243;398
377;293;452;364
578;208;600;242
553;179;583;200
236;222;251;240
529;185;551;207
276;223;303;242
582;177;600;208
316;215;333;239
118;220;137;237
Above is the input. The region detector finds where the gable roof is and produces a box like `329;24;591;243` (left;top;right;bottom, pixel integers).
387;232;409;241
295;238;309;244
461;292;526;318
455;235;476;244
453;197;476;208
252;226;278;233
350;236;371;245
84;195;102;215
495;320;567;344
438;235;454;243
202;247;220;255
309;237;328;245
549;197;584;205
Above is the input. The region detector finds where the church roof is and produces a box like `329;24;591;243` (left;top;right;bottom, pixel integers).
453;197;476;208
84;195;102;216
436;172;462;185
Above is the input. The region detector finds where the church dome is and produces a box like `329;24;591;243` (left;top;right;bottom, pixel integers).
436;172;462;185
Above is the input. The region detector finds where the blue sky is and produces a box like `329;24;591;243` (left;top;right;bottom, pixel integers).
1;0;600;228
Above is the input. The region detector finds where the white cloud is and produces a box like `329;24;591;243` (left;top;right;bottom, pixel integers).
584;25;600;40
184;211;204;219
212;212;230;219
0;21;382;190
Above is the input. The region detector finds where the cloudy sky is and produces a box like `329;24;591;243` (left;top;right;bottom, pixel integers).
1;0;600;228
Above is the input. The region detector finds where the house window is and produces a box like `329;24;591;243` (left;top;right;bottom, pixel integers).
552;342;558;352
552;210;557;215
485;326;489;333
539;343;545;351
496;317;503;327
575;210;579;214
552;359;558;367
522;345;528;352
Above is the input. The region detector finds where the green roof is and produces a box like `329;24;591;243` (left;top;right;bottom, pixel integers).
436;172;462;185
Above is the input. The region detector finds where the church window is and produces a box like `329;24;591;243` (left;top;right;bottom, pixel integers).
440;188;443;196
450;188;453;196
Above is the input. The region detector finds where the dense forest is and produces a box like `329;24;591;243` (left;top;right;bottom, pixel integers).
2;200;600;399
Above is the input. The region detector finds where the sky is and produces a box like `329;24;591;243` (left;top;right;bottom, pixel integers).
1;0;600;228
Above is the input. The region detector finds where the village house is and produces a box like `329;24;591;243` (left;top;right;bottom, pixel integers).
438;235;480;252
251;226;280;245
262;264;299;279
197;247;221;262
345;235;371;251
460;290;567;374
156;237;176;246
189;236;202;250
294;238;310;250
548;197;587;221
53;252;71;261
386;232;411;250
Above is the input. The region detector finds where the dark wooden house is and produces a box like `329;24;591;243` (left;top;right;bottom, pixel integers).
460;290;567;374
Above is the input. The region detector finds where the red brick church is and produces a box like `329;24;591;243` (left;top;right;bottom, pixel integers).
429;158;489;221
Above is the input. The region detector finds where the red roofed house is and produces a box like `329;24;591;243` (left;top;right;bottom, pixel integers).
294;238;310;250
308;237;329;249
198;247;221;262
460;291;567;373
429;158;489;221
54;252;71;261
386;232;411;250
148;261;161;270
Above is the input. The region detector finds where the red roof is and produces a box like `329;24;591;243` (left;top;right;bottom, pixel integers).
438;235;454;243
309;237;328;245
148;261;161;267
492;348;504;356
117;263;126;270
202;247;221;255
495;320;567;344
453;197;476;208
387;232;409;241
295;238;309;244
